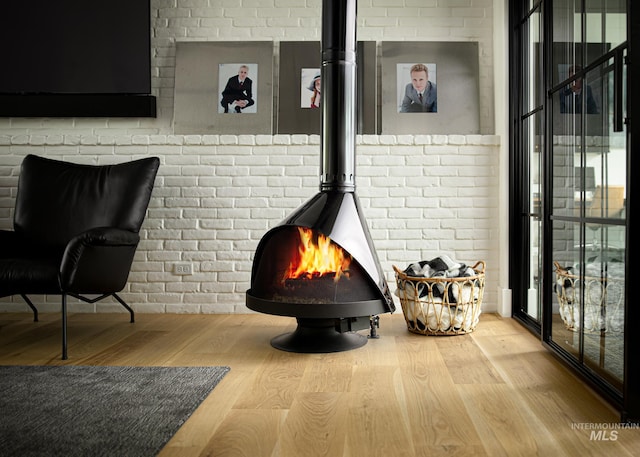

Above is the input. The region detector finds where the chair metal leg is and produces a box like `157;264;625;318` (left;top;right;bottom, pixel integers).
20;294;39;322
112;293;135;323
69;292;135;323
61;294;68;360
57;292;133;359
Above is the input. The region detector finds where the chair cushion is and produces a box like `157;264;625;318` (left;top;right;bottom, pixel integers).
13;155;159;250
0;257;61;297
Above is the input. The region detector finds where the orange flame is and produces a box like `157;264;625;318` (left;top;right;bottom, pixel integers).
284;227;351;281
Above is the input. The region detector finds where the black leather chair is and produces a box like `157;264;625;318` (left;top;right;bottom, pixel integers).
0;154;160;359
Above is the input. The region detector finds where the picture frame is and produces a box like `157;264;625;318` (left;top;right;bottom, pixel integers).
380;42;480;134
276;41;378;134
276;41;321;134
173;41;274;134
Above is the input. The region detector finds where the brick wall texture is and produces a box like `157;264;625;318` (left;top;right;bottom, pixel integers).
0;0;501;314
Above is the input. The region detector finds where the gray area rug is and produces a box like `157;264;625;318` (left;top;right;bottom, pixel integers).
0;365;230;457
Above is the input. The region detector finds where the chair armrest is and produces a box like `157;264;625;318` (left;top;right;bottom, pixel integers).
68;227;140;248
60;227;141;293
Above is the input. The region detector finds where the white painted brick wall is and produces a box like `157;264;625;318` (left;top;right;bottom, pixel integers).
0;0;502;315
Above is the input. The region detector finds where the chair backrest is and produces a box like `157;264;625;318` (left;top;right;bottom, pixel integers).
14;154;160;250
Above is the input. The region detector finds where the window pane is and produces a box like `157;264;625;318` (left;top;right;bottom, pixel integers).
525;111;543;320
550;114;580;219
553;223;625;388
523;8;543;113
585;62;627;222
551;219;582;358
528;112;543;216
585;0;627;53
582;223;624;386
550;58;625;220
553;0;583;86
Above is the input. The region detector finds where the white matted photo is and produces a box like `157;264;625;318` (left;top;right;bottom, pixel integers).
381;42;480;134
277;41;377;134
173;41;273;134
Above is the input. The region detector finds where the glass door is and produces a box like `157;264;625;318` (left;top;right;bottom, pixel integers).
547;0;627;396
510;0;639;419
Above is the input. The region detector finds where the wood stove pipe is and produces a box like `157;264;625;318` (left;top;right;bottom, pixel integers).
320;0;357;192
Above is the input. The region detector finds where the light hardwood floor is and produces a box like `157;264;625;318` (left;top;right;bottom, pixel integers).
1;311;639;456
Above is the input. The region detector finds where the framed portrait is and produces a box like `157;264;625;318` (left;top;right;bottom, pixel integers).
276;41;377;134
356;41;378;134
276;42;321;134
381;42;480;134
173;41;273;134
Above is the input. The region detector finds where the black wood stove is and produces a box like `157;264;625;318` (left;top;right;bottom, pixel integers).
246;0;395;352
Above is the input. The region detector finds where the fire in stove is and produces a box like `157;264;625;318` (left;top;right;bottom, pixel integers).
285;227;350;283
277;227;359;305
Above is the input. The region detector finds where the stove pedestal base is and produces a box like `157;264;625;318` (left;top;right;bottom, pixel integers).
271;318;367;353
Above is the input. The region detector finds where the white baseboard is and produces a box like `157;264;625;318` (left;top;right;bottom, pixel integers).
497;287;512;317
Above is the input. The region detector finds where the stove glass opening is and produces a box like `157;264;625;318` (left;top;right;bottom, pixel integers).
251;225;380;305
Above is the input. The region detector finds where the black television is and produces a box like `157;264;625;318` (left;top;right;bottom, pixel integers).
0;0;156;117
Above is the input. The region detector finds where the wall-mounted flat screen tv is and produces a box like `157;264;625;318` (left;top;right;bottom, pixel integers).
0;0;156;117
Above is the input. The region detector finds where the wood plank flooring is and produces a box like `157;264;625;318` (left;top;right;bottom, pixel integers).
1;311;639;456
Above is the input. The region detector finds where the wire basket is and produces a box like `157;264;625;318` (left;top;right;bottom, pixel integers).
393;261;485;335
554;261;624;333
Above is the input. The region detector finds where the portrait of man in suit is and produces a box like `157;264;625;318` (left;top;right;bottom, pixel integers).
398;63;437;113
559;64;599;114
219;64;257;114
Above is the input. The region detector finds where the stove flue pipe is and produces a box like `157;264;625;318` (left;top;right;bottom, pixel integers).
320;0;357;192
